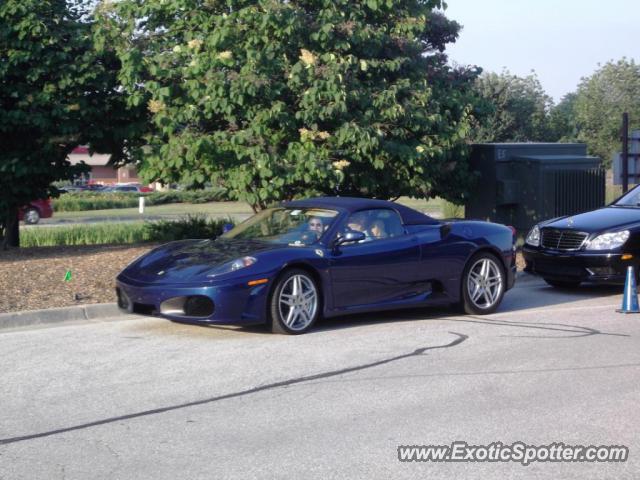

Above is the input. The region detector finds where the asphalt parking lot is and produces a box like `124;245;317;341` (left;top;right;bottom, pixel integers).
1;275;638;480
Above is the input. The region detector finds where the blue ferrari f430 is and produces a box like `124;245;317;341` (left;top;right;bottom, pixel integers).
116;197;516;334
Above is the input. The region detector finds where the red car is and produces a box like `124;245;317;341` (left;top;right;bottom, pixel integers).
19;199;53;225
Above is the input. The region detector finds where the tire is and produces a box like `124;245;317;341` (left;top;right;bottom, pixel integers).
23;208;40;225
269;269;320;334
460;252;506;315
544;279;581;289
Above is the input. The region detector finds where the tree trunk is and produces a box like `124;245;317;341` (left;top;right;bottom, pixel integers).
2;208;19;249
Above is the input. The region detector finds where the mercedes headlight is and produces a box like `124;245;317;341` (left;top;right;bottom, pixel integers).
586;230;630;251
207;256;257;277
525;225;541;247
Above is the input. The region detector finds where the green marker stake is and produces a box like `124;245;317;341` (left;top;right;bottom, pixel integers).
64;270;72;282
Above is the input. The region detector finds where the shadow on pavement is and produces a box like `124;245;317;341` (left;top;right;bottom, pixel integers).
312;282;624;334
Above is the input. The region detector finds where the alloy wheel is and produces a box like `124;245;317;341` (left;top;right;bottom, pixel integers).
277;274;318;331
24;209;40;224
466;257;503;310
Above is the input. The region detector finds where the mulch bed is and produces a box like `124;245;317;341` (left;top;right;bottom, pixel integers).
0;244;526;314
0;244;156;313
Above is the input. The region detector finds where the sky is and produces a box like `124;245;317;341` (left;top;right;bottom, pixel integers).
442;0;640;102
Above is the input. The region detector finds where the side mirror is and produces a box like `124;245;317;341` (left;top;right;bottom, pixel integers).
334;230;366;247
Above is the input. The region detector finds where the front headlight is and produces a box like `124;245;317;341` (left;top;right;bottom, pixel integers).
207;256;257;277
525;225;540;247
586;230;630;251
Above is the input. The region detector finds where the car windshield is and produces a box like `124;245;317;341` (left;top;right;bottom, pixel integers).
613;186;640;207
221;207;339;245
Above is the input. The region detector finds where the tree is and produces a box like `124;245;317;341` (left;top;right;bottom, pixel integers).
96;0;481;211
470;70;555;143
549;92;578;142
0;0;146;248
573;59;640;165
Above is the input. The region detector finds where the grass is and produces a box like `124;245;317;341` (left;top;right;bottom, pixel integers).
50;201;254;222
21;197;447;249
396;197;444;215
20;216;234;247
441;201;465;219
49;197;445;223
606;184;622;204
21;223;151;247
21;196;447;247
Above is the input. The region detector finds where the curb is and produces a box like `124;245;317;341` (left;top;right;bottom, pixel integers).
0;303;122;331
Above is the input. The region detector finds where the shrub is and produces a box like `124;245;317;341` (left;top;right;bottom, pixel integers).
442;201;465;219
52;192;139;211
143;215;234;243
52;188;228;212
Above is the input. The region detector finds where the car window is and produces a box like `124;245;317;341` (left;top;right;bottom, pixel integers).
221;207;339;245
614;185;640;206
341;208;405;244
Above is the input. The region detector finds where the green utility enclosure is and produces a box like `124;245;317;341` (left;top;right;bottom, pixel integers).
465;143;605;232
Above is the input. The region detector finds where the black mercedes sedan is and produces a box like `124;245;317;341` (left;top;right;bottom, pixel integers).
523;186;640;288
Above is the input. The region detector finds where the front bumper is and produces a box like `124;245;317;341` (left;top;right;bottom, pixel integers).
115;274;271;325
522;246;633;284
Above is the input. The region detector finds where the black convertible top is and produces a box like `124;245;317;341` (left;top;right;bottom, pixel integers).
283;197;440;226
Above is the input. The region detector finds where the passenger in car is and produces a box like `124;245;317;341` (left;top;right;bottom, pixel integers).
347;212;368;234
369;220;388;239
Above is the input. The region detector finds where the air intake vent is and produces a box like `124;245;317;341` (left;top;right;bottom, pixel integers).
541;229;588;251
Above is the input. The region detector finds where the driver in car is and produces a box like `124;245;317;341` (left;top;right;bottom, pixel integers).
306;216;324;239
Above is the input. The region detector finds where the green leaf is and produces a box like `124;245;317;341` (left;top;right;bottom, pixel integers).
89;0;481;212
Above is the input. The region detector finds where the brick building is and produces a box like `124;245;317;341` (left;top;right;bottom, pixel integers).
68;146;139;185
